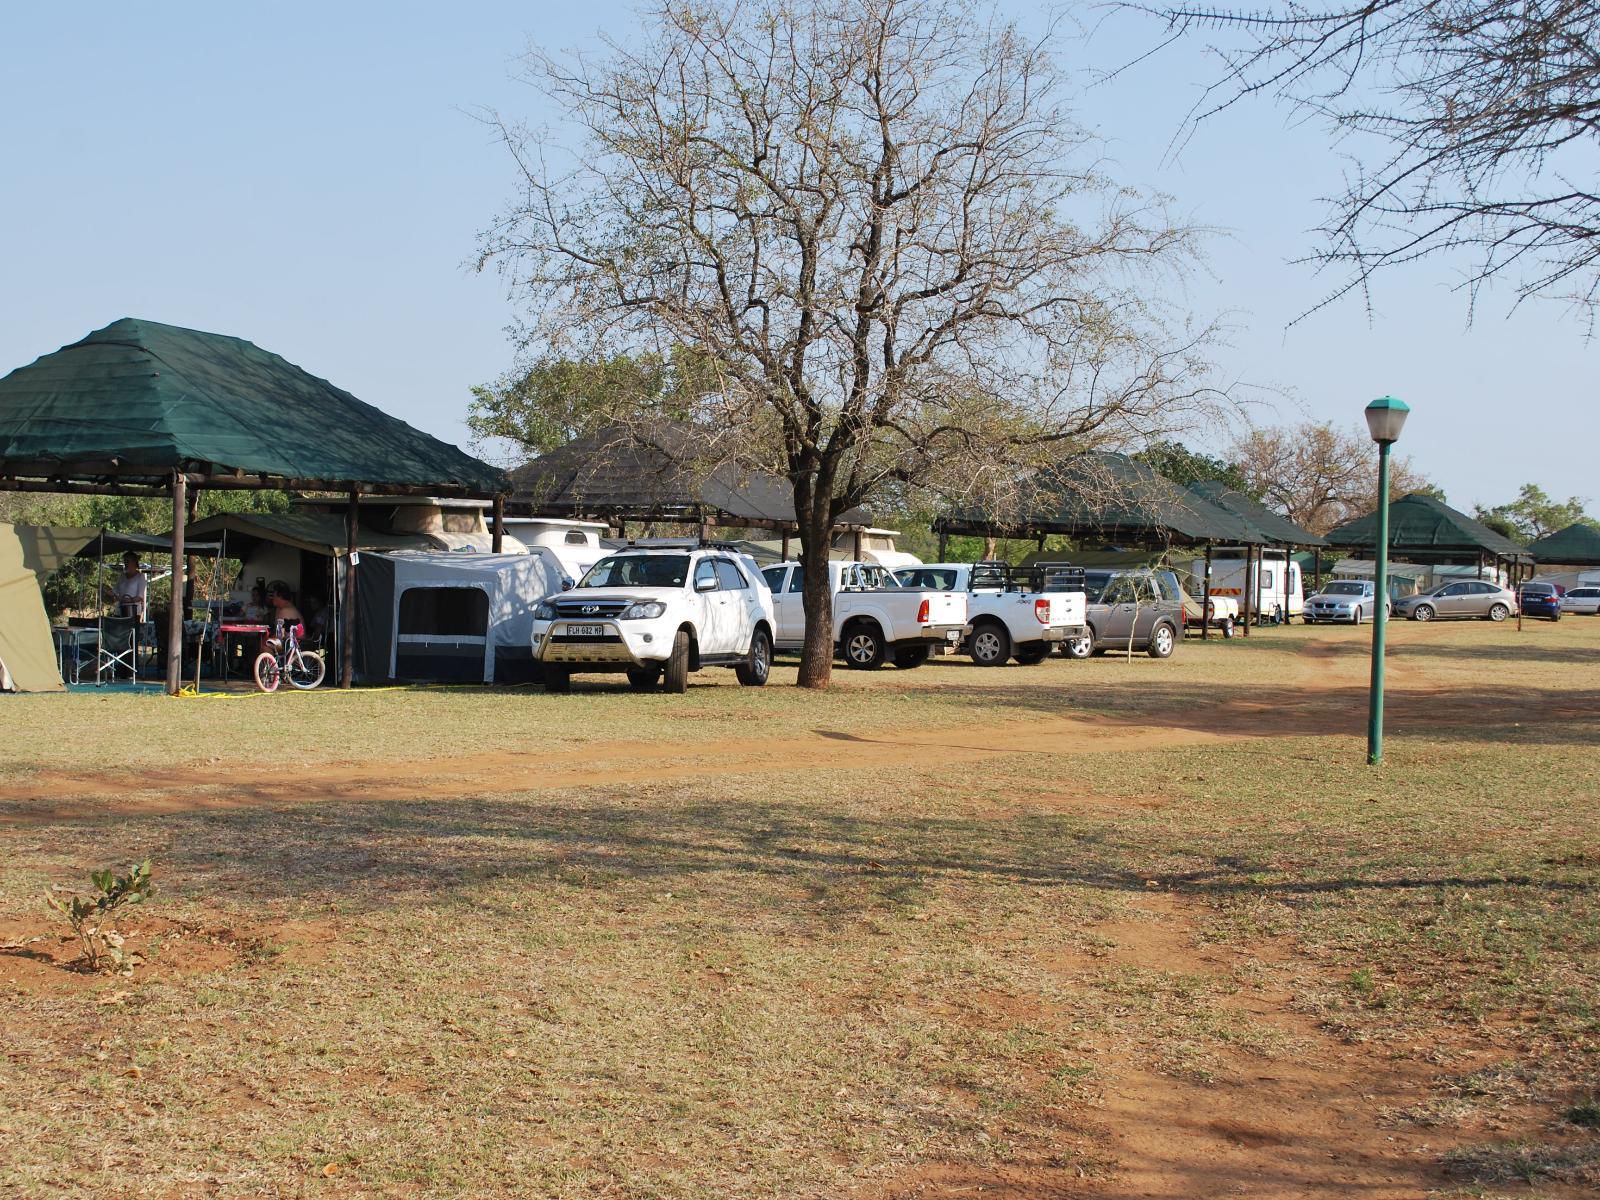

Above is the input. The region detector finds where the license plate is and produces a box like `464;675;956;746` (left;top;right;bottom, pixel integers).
566;624;606;637
945;629;961;640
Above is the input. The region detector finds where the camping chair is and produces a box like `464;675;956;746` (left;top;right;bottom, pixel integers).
96;616;140;684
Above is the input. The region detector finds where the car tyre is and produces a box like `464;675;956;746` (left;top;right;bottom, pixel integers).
544;668;572;694
842;621;886;670
1147;622;1176;659
1062;629;1094;659
663;630;691;693
893;645;932;669
1487;603;1509;622
1221;617;1236;638
735;628;772;686
1412;604;1435;622
969;621;1011;667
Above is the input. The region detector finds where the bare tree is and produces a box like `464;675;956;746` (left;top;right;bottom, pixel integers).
1230;420;1435;533
481;0;1230;687
1128;0;1600;324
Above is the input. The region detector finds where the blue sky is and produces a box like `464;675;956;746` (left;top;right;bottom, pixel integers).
1;2;1591;516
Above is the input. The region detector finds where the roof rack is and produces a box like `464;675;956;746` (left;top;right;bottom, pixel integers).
1016;561;1088;593
619;537;745;552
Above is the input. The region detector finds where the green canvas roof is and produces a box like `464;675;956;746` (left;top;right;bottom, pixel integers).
936;452;1266;546
1526;521;1600;566
1324;493;1530;561
1185;480;1329;547
0;318;507;497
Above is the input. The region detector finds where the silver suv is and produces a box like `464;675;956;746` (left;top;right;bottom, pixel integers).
1061;569;1182;659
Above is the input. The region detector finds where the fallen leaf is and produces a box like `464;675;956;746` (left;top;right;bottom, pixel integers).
97;991;132;1006
124;1066;142;1079
321;1163;339;1177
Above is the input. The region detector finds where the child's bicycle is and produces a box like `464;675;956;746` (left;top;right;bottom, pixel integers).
253;621;326;692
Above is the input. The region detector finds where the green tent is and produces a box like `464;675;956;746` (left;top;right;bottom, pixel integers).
1526;522;1600;566
0;317;506;496
1325;493;1529;562
1185;480;1329;547
935;451;1267;546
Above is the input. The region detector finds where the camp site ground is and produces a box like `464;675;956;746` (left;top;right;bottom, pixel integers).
2;615;1597;1199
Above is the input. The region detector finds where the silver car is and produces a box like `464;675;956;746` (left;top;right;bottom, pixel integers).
1560;585;1600;615
1304;580;1389;624
1393;579;1518;622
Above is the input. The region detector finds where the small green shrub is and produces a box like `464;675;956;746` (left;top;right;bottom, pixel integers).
44;860;157;973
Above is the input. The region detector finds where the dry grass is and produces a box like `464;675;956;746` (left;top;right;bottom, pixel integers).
1;617;1597;1197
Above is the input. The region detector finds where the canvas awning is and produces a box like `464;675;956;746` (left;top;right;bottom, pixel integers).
1325;493;1530;562
0;318;507;498
186;512;437;557
935;452;1268;546
1526;522;1600;566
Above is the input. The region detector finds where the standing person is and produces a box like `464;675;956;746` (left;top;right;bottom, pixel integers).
104;552;147;619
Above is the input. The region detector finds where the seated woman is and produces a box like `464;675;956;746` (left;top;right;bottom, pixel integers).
264;581;305;649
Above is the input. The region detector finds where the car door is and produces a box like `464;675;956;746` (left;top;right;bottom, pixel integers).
1099;576;1137;645
762;566;796;646
691;558;729;652
1433;582;1467;616
714;558;755;652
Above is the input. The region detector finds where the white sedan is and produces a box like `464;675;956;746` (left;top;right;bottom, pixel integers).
1560;585;1600;615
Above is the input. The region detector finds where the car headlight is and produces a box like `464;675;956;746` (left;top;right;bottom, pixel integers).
619;601;666;620
533;601;556;621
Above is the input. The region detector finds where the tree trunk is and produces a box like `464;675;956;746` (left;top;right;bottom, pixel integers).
794;489;835;690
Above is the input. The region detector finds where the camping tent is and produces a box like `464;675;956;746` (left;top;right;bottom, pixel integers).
0;523;94;692
352;551;565;685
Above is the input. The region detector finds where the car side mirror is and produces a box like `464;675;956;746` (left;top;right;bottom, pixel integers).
696;577;718;592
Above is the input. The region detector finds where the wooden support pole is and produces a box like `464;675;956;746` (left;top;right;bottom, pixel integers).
1201;543;1212;640
1313;546;1323;594
1241;543;1253;637
341;487;359;689
781;531;791;561
491;494;505;554
938;529;949;560
166;471;187;695
852;529;863;560
183;486;200;619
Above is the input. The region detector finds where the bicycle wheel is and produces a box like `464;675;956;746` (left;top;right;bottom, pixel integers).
286;649;326;690
253;651;281;693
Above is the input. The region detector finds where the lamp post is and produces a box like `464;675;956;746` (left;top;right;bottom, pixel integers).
1365;395;1410;765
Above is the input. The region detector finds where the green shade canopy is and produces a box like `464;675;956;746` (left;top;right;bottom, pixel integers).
1526;521;1600;566
0;318;507;497
1185;480;1329;547
186;511;440;558
935;451;1268;546
1325;492;1529;561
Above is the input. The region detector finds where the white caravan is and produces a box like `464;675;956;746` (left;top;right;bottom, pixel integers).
1186;549;1304;622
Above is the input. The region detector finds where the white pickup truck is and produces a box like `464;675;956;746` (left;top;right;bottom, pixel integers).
894;562;1088;666
759;560;968;669
531;545;775;693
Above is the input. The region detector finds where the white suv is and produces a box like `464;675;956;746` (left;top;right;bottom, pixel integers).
531;547;775;693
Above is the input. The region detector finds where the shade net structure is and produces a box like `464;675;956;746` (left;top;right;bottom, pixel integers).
934;452;1268;547
0;318;510;692
1325;493;1530;564
509;424;868;532
1185;480;1329;548
1526;522;1600;566
0;318;506;496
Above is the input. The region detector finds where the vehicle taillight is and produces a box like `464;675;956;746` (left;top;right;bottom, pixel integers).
917;598;930;624
1034;598;1050;624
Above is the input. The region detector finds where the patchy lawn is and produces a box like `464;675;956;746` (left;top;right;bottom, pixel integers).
1;618;1597;1197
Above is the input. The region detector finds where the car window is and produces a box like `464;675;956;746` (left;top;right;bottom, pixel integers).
1261;568;1275;590
896;568;959;590
1102;577;1138;604
788;569;804;593
694;559;718;590
563;530;589;545
580;554;690;588
1325;582;1365;595
762;566;788;591
714;559;748;590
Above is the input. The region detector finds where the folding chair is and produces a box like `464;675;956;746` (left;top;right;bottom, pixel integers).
96;617;140;684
